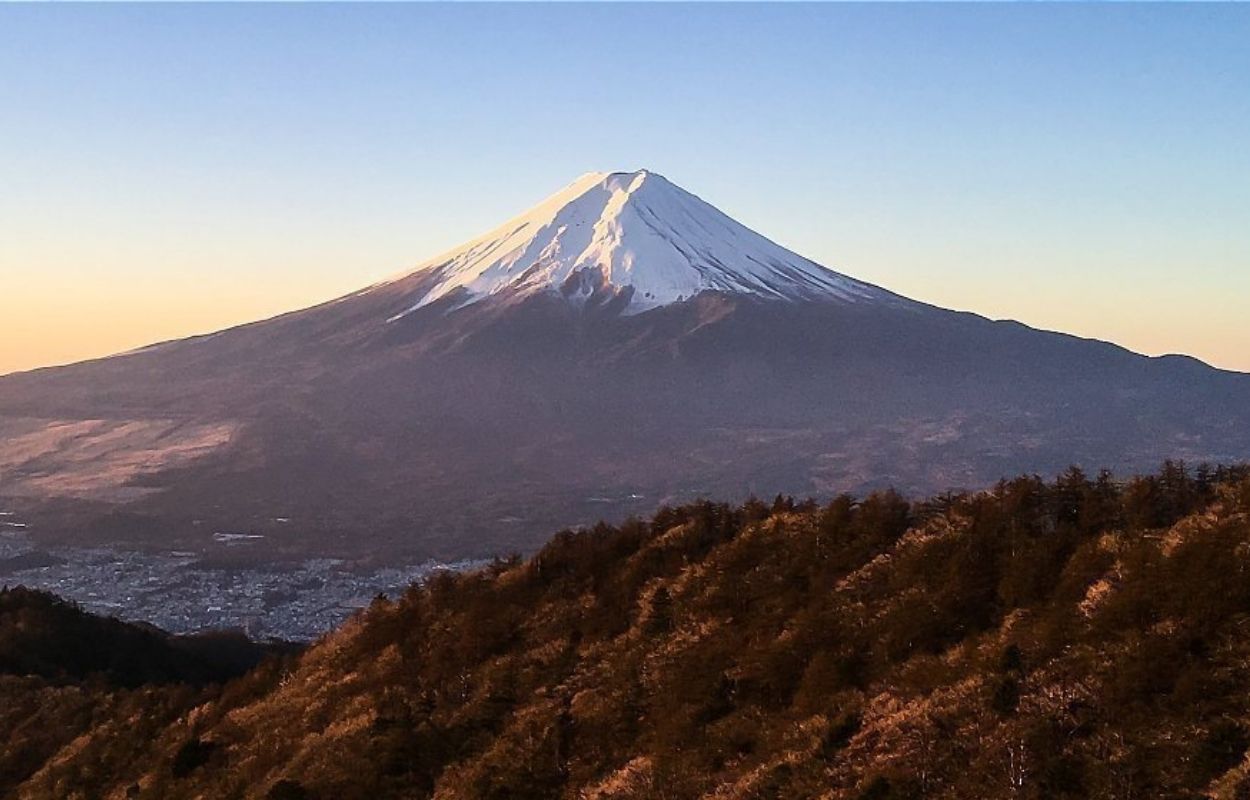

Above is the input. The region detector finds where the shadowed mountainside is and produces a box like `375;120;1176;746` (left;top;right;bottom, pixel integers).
3;287;1249;560
0;587;298;796
4;171;1250;560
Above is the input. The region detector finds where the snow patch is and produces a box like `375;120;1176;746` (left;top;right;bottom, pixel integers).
387;170;887;319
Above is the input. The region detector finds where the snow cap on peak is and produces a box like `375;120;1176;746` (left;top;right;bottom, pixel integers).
548;169;662;200
392;169;885;317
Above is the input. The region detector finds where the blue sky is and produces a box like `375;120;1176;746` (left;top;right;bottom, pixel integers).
2;3;1248;373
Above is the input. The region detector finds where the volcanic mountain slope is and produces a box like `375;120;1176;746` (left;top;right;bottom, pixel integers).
1;170;1249;558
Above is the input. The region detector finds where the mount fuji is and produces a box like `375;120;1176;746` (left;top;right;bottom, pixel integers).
388;170;889;316
2;170;1248;559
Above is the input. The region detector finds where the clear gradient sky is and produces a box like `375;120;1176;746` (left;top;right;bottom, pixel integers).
2;4;1248;376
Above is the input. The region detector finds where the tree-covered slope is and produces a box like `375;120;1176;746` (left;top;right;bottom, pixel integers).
0;588;296;797
9;463;1250;799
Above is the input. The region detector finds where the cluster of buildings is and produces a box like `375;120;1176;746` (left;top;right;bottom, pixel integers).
0;523;479;641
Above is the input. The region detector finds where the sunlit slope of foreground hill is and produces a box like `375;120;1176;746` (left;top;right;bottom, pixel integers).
7;463;1250;799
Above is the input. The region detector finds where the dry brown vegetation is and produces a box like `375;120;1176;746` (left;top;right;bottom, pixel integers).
6;463;1250;799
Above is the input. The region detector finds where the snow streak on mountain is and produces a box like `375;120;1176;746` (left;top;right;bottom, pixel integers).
389;170;889;318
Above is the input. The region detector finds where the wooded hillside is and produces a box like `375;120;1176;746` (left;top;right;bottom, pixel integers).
6;463;1250;799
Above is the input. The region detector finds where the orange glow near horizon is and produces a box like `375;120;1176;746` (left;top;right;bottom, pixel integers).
4;261;1248;377
1;268;385;376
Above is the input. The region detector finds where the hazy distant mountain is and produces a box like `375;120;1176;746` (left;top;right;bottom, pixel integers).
1;170;1247;559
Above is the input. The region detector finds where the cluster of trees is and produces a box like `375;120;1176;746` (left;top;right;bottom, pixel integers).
0;587;297;796
3;462;1250;799
0;587;290;686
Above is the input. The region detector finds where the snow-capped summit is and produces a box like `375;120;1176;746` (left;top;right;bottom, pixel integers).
390;170;886;318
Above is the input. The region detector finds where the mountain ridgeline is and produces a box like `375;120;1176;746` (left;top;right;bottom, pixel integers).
6;463;1250;799
2;170;1249;560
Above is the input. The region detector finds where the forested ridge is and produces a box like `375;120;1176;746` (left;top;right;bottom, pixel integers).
6;463;1250;799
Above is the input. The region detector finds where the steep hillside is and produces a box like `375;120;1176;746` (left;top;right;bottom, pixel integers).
0;587;293;686
9;463;1250;799
0;588;297;797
